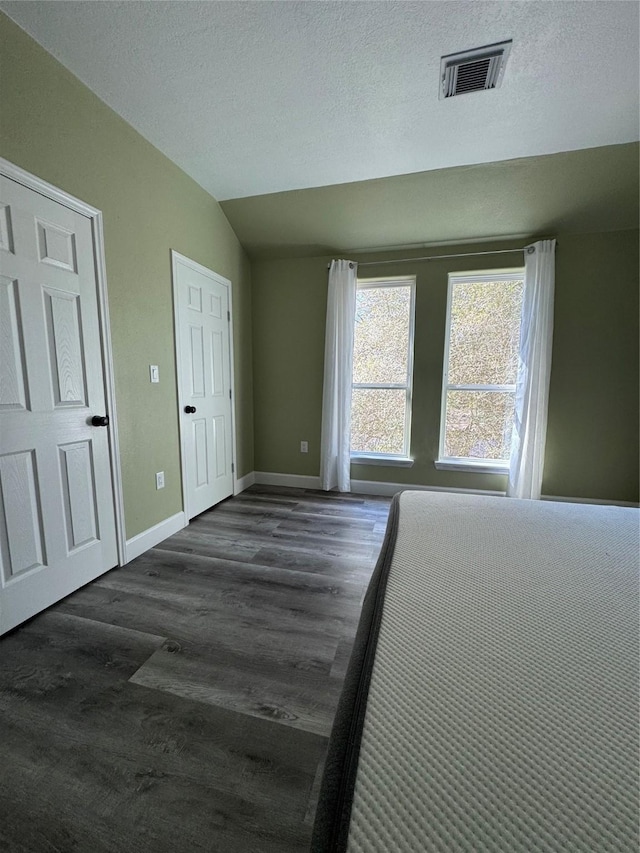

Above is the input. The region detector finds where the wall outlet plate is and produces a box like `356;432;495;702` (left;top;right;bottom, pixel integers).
156;471;165;489
300;441;308;453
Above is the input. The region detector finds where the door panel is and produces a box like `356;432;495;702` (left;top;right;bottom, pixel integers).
36;218;78;272
212;415;227;480
0;275;29;410
58;440;99;551
0;449;46;578
193;418;209;488
174;255;233;519
44;287;87;406
211;331;224;396
0;175;117;635
0;202;14;253
189;324;205;397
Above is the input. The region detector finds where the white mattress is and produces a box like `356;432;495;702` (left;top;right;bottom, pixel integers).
346;491;639;853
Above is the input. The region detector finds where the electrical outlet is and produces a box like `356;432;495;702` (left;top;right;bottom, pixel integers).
300;441;308;453
150;365;159;383
155;471;165;489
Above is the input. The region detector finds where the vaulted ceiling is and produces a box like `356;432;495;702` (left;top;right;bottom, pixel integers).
2;0;638;203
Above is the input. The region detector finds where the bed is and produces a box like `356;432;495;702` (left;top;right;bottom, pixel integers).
312;491;639;853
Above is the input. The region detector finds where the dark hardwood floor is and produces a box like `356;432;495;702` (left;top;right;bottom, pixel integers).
0;486;390;853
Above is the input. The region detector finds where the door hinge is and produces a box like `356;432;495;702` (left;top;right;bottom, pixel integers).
231;463;235;473
229;389;232;399
227;310;230;321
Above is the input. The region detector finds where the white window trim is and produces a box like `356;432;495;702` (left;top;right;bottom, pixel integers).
351;454;415;467
351;276;416;461
436;270;524;474
434;458;508;474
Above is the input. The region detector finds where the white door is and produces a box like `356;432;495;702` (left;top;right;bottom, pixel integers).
173;253;234;519
0;175;118;635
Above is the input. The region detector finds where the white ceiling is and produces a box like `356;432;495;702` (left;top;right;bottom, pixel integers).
2;1;638;201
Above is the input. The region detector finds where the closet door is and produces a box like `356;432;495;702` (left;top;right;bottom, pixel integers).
0;175;117;635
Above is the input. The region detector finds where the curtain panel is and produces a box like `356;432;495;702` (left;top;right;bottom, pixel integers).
320;260;357;492
508;239;556;499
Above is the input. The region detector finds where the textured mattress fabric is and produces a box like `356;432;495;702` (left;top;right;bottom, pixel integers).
345;491;639;853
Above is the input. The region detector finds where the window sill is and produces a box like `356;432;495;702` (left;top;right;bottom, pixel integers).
434;458;509;475
351;455;415;468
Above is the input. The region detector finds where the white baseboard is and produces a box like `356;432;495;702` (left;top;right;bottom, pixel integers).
351;479;506;497
541;494;639;508
125;511;187;563
249;471;638;507
234;470;256;494
254;471;322;490
253;472;504;498
350;482;637;505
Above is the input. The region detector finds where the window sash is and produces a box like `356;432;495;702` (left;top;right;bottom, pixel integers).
351;278;416;458
438;271;523;465
446;383;515;392
353;382;409;390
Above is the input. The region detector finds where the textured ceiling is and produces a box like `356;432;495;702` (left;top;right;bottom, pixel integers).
2;1;638;201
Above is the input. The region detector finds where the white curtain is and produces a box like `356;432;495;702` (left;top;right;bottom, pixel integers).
508;239;556;499
320;259;357;492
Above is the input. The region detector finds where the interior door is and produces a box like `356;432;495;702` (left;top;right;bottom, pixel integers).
0;175;118;635
173;253;234;519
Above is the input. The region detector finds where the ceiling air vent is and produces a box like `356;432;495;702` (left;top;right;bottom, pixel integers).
440;41;512;99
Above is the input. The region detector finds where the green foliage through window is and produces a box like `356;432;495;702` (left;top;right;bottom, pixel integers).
441;275;524;463
351;283;414;455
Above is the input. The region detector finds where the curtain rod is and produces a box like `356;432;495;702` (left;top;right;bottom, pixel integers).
359;246;535;267
328;246;536;269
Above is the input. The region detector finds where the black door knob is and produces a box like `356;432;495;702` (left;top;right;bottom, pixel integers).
91;415;109;427
184;405;197;414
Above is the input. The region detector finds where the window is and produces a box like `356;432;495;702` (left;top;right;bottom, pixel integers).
437;271;524;473
350;278;415;463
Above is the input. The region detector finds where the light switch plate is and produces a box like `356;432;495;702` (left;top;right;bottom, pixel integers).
156;471;165;489
150;365;159;383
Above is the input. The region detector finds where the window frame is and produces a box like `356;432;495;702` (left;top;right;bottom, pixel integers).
350;276;416;465
436;270;525;474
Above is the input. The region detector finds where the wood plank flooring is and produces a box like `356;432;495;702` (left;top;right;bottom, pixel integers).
0;486;390;853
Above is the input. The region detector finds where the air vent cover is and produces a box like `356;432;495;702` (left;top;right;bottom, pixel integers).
440;41;512;99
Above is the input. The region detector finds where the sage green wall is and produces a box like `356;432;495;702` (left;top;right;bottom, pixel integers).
0;13;254;538
222;143;639;258
544;230;639;500
252;230;639;503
